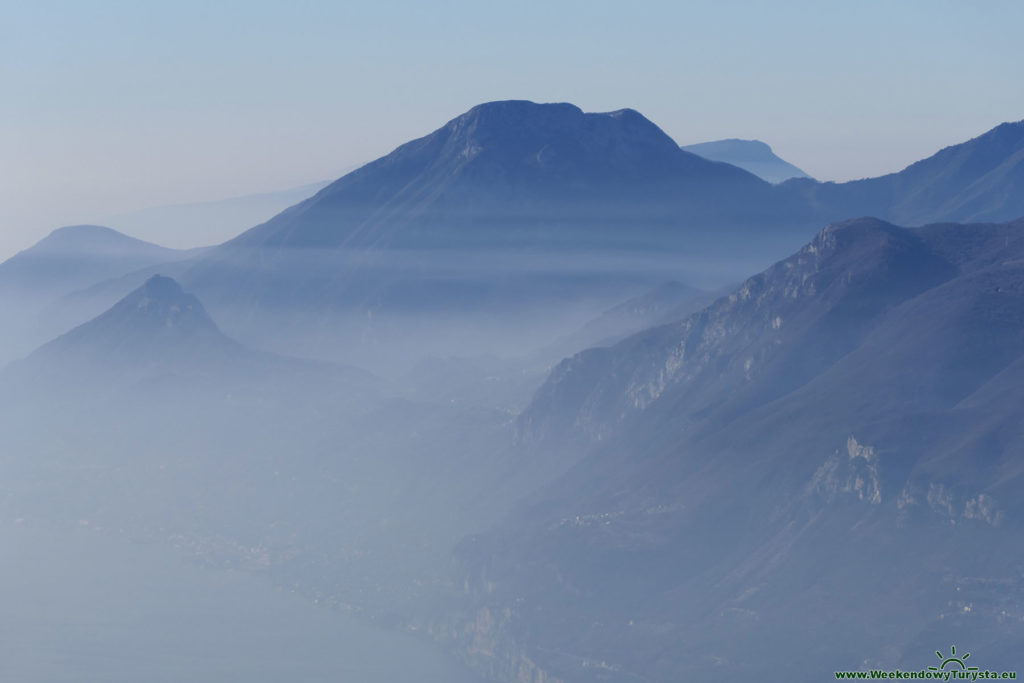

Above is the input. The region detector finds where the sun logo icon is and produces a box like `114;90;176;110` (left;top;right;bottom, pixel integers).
928;645;979;672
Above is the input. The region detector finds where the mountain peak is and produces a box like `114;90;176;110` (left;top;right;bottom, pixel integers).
110;274;220;335
436;99;685;168
460;99;584;120
452;100;651;132
136;273;185;299
228;100;771;250
27;274;233;368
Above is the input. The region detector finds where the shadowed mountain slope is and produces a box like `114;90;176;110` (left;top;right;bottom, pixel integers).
227;101;782;252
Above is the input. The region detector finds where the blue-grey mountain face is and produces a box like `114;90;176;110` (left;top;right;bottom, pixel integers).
452;217;1024;682
783;119;1024;224
212;105;1024;261
180;101;805;368
228;101;777;251
3;274;259;409
681;138;813;183
26;274;237;370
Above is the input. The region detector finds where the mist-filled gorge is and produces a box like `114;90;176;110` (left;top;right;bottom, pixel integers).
4;6;1024;681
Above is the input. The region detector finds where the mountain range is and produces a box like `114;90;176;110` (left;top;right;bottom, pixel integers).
6;103;1024;371
211;103;1024;255
3;100;1024;683
176;101;790;365
176;103;1024;369
448;216;1024;681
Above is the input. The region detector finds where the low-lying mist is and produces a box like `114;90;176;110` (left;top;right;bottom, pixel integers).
1;242;737;679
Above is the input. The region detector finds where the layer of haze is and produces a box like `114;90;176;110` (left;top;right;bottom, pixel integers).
2;0;1023;258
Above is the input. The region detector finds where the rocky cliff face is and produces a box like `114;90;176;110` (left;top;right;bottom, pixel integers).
518;217;958;445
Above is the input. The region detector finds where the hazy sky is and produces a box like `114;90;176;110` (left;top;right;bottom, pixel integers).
2;0;1023;258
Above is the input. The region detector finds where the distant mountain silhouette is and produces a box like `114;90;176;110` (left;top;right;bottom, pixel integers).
0;225;184;299
454;216;1024;682
681;138;813;183
16;275;239;382
4;274;374;402
0;226;193;365
52;274;230;349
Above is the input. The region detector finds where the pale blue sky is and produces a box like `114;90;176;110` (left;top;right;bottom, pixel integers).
2;0;1023;256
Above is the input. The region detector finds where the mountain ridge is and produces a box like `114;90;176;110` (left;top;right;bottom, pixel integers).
782;118;1024;224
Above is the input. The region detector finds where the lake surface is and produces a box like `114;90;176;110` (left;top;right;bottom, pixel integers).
0;522;482;683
